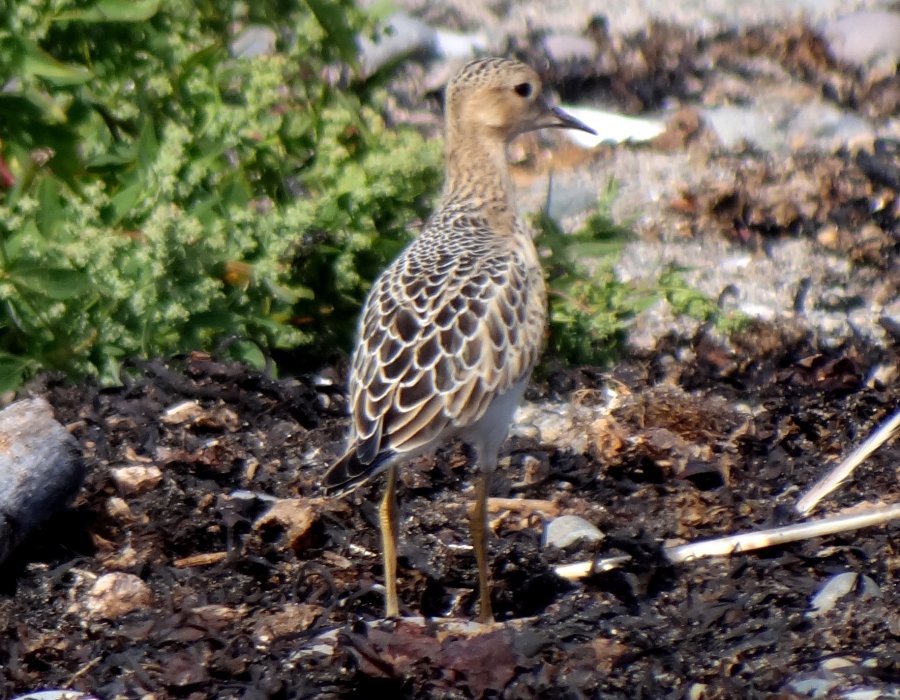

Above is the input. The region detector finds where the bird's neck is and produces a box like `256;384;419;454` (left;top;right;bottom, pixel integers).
441;128;517;233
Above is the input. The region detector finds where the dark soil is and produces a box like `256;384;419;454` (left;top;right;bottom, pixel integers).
0;324;897;699
2;15;899;700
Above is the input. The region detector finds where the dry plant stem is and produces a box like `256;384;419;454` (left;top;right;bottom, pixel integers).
555;503;900;580
487;497;560;516
174;551;229;568
379;464;399;617
666;502;900;562
796;408;900;515
471;470;494;624
63;655;103;688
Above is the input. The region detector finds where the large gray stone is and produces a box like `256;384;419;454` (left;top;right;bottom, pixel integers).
0;398;83;564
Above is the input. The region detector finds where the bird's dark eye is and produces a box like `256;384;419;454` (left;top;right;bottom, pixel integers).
513;82;533;98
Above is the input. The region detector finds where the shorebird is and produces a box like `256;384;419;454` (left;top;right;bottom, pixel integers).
322;57;595;622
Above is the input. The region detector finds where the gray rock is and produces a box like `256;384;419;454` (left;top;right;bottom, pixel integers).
0;398;83;564
542;34;598;63
230;25;278;59
789;102;872;148
701;105;787;152
784;673;840;698
560;106;666;147
543;514;603;549
545;180;599;221
359;13;436;77
433;30;487;60
823;11;900;69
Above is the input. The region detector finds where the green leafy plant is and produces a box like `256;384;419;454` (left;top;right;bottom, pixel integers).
536;184;649;366
658;267;748;335
0;0;442;390
537;183;743;367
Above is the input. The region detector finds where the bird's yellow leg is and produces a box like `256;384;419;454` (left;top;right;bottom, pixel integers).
379;464;399;618
470;469;494;623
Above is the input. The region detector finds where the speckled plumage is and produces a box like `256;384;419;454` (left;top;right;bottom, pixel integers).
324;208;546;494
321;57;594;621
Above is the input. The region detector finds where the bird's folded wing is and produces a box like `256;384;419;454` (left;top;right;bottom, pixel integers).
347;240;541;472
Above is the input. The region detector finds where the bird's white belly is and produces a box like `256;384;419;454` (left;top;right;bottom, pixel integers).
461;375;529;463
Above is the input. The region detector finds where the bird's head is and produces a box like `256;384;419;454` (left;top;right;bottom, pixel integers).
445;57;596;142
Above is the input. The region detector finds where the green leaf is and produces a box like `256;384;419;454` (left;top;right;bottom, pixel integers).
54;0;161;23
305;0;360;68
136;122;159;171
85;150;137;169
35;177;64;238
18;40;92;86
16;88;69;124
265;278;314;304
109;182;144;223
566;240;625;259
221;174;252;210
0;353;29;393
8;265;90;300
335;164;366;194
223;340;267;370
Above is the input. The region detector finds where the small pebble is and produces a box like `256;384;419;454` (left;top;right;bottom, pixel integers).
160;399;204;425
82;572;153;619
252;603;324;646
105;496;135;522
111;465;163;496
254;498;318;552
542;34;598;63
230;24;277;59
433;30;487;60
543;514;603;549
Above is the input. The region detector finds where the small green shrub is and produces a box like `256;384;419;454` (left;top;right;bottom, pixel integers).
0;0;442;390
658;267;748;335
536;185;651;367
537;184;743;367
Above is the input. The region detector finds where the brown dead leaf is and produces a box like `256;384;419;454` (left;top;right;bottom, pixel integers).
440;628;519;698
162;648;210;687
589;415;628;464
252;603;323;646
344;622;520;698
590;637;629;673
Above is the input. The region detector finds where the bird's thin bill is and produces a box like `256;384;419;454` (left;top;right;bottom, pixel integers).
549;105;597;135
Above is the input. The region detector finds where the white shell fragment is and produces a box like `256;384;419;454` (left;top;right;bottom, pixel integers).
807;572;881;617
558;106;666;148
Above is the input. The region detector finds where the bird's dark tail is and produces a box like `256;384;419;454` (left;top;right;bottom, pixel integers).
322;446;396;498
